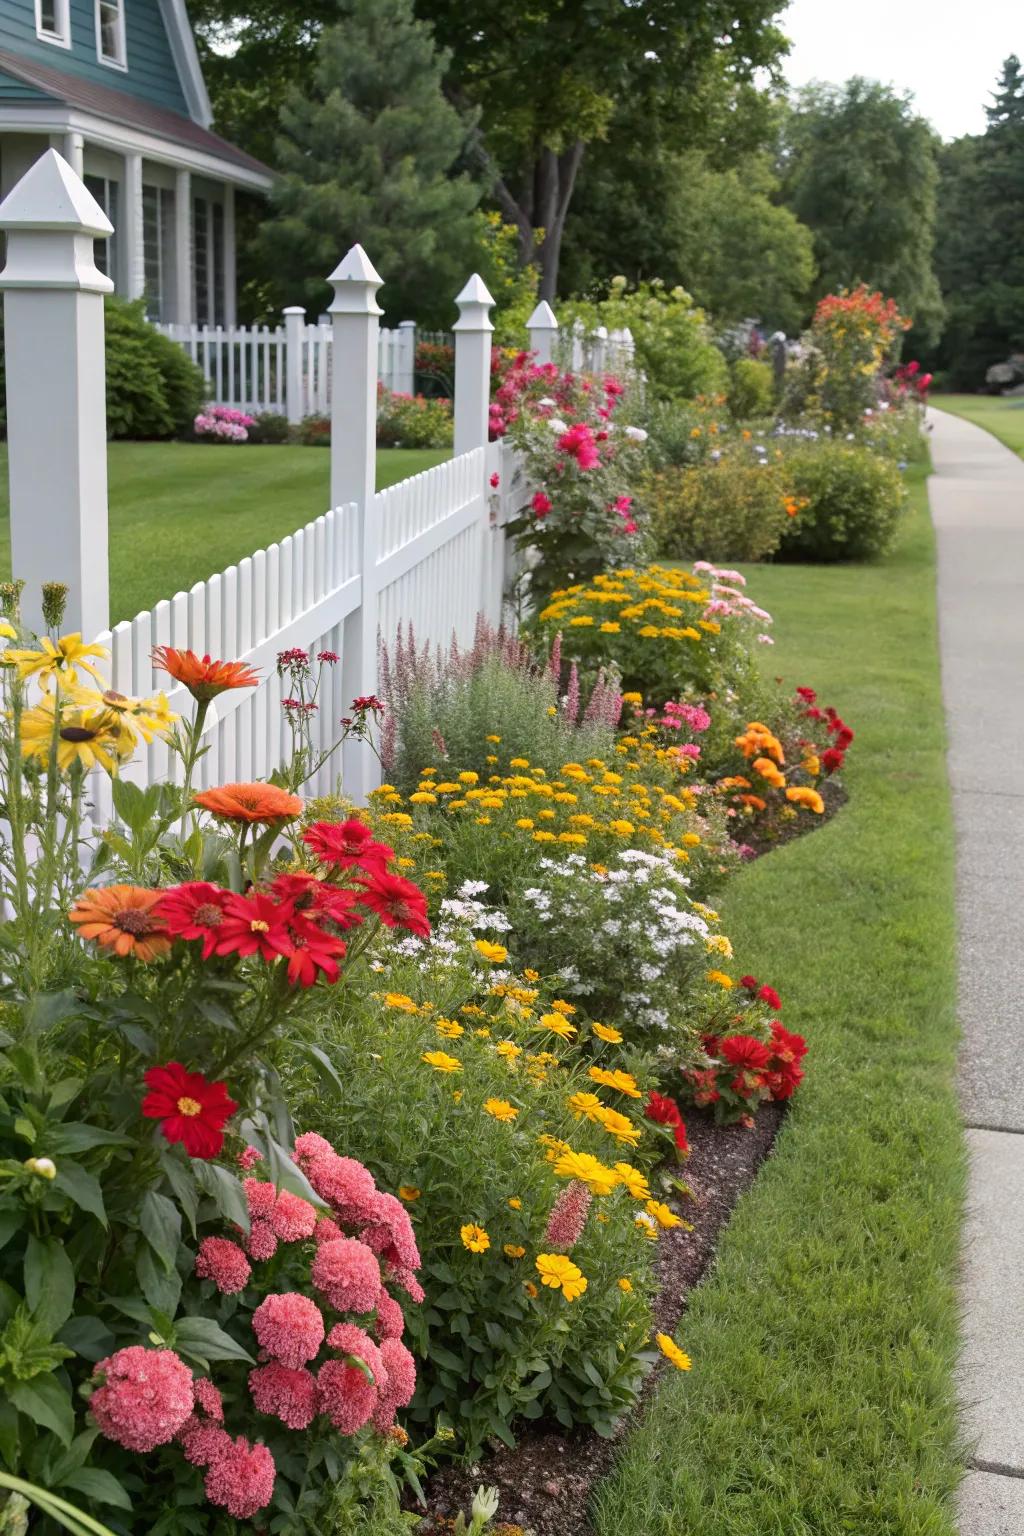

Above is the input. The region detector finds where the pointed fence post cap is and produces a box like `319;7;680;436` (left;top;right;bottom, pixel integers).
453;272;495;332
526;299;559;332
0;148;112;236
594;324;608;340
327;243;383;316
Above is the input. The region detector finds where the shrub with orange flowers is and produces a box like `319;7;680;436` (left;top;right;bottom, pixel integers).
782;283;912;432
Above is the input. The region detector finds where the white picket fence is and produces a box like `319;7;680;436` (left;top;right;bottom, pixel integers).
87;441;510;827
156;317;421;421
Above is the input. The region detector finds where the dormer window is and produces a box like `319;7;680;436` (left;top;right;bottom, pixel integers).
95;0;126;67
35;0;70;47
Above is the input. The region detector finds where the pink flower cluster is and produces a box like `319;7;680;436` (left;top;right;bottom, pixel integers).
194;404;256;443
694;561;774;633
544;1179;593;1251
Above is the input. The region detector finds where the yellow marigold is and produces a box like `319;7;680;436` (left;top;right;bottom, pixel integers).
398;1186;421;1202
516;818;535;830
435;1018;464;1039
524;1280;539;1298
786;786;825;814
509;757;530;769
613;1163;651;1201
495;1041;522;1061
533;830;556;843
508;1196;522;1210
588;1066;642;1099
597;1108;642;1147
705;934;734;958
409;791;437;805
568;616;595;627
486;734;501;743
504;1244;526;1259
592;1021;623;1044
553;1150;619;1196
535;1252;588;1301
380;812;413;828
802;754;820;776
538;1013;577;1040
645;1199;683;1230
609;819;635;837
484;1098;519;1123
422;1051;462;1074
706;970;734;990
567;1091;605;1122
618;1277;633;1293
621;692;643;705
475;939;508;964
420;767;437;777
460;1223;490;1254
459;771;479;784
384;992;418;1012
656;1332;692;1371
558;832;587;845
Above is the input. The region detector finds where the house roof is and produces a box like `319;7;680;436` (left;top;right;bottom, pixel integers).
0;47;271;179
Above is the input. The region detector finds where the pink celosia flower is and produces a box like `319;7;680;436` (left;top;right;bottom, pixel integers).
678;742;701;759
179;1420;232;1467
238;1145;263;1171
326;1322;385;1385
270;1189;318;1242
293;1131;334;1160
316;1358;377;1434
249;1362;319;1429
314;1215;343;1245
311;1237;382;1314
251;1293;325;1369
245;1218;278;1262
89;1346;194;1451
371;1338;417;1431
358;1191;421;1270
195;1237;251;1295
387;1266;425;1304
204;1435;276;1519
192;1378;223;1421
294;1141;379;1222
244;1178;277;1220
373;1292;405;1341
543;1179;592;1252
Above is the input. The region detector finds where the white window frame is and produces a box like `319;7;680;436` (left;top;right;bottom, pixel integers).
94;0;127;70
35;0;71;49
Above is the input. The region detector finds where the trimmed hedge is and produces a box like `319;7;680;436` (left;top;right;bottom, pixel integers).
779;440;906;562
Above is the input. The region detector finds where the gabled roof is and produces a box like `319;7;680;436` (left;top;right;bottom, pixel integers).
157;0;212;127
0;46;270;178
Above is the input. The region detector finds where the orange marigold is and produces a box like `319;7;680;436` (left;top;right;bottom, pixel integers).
69;885;170;961
194;782;303;823
152;647;260;701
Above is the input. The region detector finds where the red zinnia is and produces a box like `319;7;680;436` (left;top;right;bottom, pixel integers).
718;1035;773;1071
215;891;295;962
644;1090;689;1152
270;872;365;929
303;819;394;871
739;975;758;992
142;1062;238;1158
155;882;232;959
354;872;430;938
285;911;347;988
821;747;845;774
770;1021;807;1065
796;686;817;704
757;984;782;1011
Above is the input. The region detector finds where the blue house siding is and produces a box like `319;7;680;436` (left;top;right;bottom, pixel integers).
0;0;188;114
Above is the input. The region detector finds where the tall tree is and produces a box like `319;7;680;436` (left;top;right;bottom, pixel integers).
929;57;1024;386
257;0;481;325
411;0;790;300
779;78;944;343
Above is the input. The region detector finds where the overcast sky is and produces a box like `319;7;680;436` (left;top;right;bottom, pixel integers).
781;0;1021;140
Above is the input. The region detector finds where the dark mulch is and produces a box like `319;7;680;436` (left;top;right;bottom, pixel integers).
413;1103;784;1536
741;776;848;860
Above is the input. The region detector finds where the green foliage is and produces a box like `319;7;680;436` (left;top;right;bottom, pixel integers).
649;458;790;563
728;357;775;419
778;440;906;562
103;299;206;440
780;78;944;345
469;213;539;349
246;411;292;444
559;280;727;401
258;0;482;326
376;390;453;450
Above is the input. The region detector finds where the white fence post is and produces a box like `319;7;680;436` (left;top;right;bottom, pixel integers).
397;319;416;394
453;274;495;457
0;149;111;639
328;243;383;801
591;324;608;374
284;305;306;425
527;299;559;365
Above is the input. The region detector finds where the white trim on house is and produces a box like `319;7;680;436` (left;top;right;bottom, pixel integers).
0;104;272;190
94;0;127;71
155;0;213;128
34;0;71;49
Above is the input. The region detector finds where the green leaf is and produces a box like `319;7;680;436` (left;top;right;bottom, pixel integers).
136;1244;181;1318
24;1236;75;1336
158;1151;199;1238
57;1316;115;1364
193;1161;249;1233
23;991;79;1037
172;1317;254;1367
48;1078;85;1113
140;1189;182;1273
0;1211;24;1253
13;1116;36;1146
265;1136;323;1208
59;1468;132;1511
9;1373;75;1446
300;1043;345;1095
50;1426;100;1481
46;1125;132;1156
54;1162;107;1229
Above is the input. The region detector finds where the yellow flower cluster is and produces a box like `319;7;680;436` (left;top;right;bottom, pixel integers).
537;567;717;649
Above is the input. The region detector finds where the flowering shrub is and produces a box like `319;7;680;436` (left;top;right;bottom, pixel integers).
193;403;256;442
648;455;800;563
715;685;854;840
782;285;911;432
377;385;453;449
777;440;906;562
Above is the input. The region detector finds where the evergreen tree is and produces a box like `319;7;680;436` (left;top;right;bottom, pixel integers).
258;0;481;324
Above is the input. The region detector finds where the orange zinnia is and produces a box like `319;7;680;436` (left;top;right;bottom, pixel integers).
194;782;303;824
69;885;170;961
152;646;260;701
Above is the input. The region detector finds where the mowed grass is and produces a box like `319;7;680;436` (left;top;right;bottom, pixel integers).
0;442;449;625
593;463;966;1535
931;393;1024;456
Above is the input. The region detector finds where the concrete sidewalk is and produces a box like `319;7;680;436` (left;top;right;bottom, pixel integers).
929;406;1024;1535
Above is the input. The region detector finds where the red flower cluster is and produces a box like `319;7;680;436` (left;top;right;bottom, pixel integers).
797;687;854;774
679;974;806;1124
893;359;933;398
558;422;600;471
643;1090;689;1154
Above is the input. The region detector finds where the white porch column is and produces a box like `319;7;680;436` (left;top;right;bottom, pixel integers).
283;305;306;425
396;319;416;394
223;183;236;326
62;133;84;178
329;244;383;801
0;150;111;639
527;299;559;365
453;273;495;457
120;150;145;300
174;167;192;325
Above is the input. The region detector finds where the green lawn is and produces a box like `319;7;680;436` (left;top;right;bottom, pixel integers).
0;443;449;625
594;464;966;1534
931;392;1024;456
